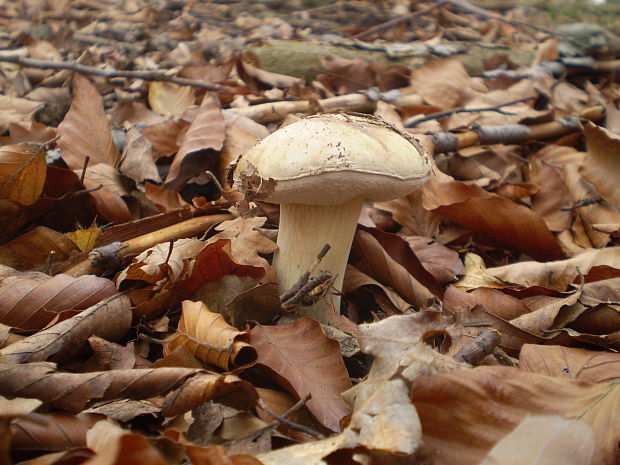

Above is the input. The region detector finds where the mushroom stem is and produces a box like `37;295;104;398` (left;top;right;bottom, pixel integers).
274;196;365;323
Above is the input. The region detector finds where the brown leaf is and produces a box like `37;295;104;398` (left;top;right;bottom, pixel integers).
0;95;43;133
85;428;169;465
480;415;595;465
487;246;620;291
250;318;352;432
0;144;46;207
349;227;439;308
404;236;464;284
375;189;442;238
164;300;257;371
187;444;265;465
207;217;277;274
582;122;620;209
144;182;189;212
166;93;225;189
1;293;132;363
141;119;189;159
411;366;620;465
119;126;161;185
0;362;256;417
409;59;486;109
175;240;266;300
0;271;116;330
148;81;195;117
11;413;99;451
0;226;81;272
519;344;620;383
57;74;120;170
529;155;573;232
79;163;133;224
422;177;565;261
117;238;204;288
88;337;137;371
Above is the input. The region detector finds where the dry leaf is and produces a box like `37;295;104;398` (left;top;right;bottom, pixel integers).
1;293;132;363
0;144;46;207
480;415;595;465
148;81;195;117
164;300;257;371
57;74;120;170
0;271;117;330
79;163;133;224
166;93;225;189
422;177;565;261
119;126;161;185
519;344;620;383
411;366;620;465
582;122;620;209
250;318;352;432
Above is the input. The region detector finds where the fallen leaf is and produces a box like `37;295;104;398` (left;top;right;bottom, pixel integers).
582;122;620;209
1;293;132;363
166;93;225;189
250;318;352;432
148;81;195;117
411;366;620;465
0;144;46;207
164;300;257;371
0;271;116;330
480;415;595;465
519;344;620;383
422;177;565;261
57;74;121;170
119;126;161;185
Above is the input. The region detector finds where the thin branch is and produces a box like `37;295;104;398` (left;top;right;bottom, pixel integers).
258;397;323;439
0;54;230;91
405;96;536;128
351;2;447;40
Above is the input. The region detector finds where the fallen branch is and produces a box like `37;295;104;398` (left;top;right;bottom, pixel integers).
405;96;535;128
0;54;230;91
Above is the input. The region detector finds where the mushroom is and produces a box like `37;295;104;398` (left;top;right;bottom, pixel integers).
231;113;431;323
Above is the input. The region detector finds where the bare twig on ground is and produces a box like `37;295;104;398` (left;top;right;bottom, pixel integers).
0;54;230;90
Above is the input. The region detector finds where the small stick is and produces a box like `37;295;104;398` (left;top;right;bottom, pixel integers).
0;54;230;91
280;244;331;302
405;96;535;128
258;397;323;439
223;393;315;446
351;2;447;40
453;328;501;366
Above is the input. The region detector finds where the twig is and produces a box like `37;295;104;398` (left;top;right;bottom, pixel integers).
280;244;331;303
405;96;536;128
453;328;501;365
351;2;447;40
561;196;603;211
0;54;230;91
258;397;323;439
223;393;315;447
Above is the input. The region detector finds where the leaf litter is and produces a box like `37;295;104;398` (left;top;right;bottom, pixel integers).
0;0;620;464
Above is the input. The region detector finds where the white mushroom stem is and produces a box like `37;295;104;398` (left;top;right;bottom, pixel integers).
274;196;365;324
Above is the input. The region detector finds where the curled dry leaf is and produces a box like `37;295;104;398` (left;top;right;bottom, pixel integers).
422;177;565;261
250;318;352;432
0;94;43;133
164;300;257;371
519;344;620;383
0;293;132;364
480;415;595;465
0;144;46;207
0;271;117;330
57;73;120;170
166;93;224;189
454;253;511;290
410;366;620;465
0;362;256;417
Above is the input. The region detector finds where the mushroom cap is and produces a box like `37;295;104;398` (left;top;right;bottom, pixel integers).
231;113;431;205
